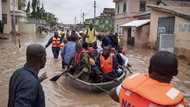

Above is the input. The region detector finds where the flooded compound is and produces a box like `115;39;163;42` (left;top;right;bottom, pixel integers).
0;34;190;107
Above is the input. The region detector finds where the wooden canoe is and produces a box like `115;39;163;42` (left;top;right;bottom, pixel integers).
65;71;126;93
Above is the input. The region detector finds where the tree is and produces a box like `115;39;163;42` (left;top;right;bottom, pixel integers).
31;0;39;18
26;0;58;26
26;1;31;16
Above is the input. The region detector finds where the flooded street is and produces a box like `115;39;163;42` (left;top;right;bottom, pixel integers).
0;34;189;107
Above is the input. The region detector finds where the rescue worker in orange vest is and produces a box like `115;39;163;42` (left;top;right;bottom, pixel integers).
45;31;61;59
95;46;118;82
110;51;187;107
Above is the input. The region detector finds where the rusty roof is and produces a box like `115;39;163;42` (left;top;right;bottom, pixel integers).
147;4;190;20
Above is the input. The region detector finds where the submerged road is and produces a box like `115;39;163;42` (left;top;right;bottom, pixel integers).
0;33;189;107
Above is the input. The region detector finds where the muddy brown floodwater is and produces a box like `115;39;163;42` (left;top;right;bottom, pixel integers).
0;33;189;107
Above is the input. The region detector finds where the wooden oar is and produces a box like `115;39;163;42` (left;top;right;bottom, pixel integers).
50;68;71;81
126;66;133;74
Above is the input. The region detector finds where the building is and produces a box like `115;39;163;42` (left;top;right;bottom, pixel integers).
85;8;115;35
0;0;3;34
148;4;190;62
113;0;156;47
113;0;190;48
100;8;115;17
2;0;26;34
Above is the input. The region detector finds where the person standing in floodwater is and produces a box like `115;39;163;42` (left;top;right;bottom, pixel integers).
61;35;77;69
86;23;97;47
45;31;61;59
8;44;47;107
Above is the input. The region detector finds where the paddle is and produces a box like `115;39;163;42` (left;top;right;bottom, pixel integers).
50;67;71;81
126;66;133;74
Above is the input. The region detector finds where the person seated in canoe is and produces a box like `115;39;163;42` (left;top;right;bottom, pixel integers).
116;46;131;68
71;42;96;81
94;46;119;82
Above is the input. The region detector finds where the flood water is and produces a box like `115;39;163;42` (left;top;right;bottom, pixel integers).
0;33;189;107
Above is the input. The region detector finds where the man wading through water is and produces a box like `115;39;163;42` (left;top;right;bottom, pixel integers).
8;44;47;107
86;23;97;47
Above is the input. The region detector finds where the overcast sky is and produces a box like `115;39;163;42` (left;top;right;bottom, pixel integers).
43;0;115;24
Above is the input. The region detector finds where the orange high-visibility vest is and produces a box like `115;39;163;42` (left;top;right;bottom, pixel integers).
119;73;187;107
52;36;61;48
100;55;113;74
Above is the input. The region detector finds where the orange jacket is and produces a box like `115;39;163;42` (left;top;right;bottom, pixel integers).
52;36;61;48
119;73;187;107
100;55;113;74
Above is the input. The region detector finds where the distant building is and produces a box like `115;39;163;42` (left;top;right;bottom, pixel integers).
2;0;26;34
100;8;115;17
85;8;115;35
148;4;190;62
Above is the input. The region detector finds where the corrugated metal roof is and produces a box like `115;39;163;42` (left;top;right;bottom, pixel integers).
120;19;150;27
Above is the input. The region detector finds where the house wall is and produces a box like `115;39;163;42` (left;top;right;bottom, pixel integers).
175;16;190;62
19;23;36;34
149;6;190;62
135;24;150;48
2;0;12;34
149;10;170;48
2;0;26;34
114;0;154;42
0;0;2;21
114;0;140;34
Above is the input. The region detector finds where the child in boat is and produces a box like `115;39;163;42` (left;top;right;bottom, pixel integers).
72;42;98;81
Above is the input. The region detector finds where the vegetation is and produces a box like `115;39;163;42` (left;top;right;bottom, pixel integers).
26;0;57;26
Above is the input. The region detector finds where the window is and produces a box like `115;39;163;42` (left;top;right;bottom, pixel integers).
140;0;146;12
2;14;7;24
2;0;7;2
123;2;127;13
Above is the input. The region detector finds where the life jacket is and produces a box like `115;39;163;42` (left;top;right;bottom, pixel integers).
100;54;113;74
52;36;61;48
86;28;96;43
119;73;187;107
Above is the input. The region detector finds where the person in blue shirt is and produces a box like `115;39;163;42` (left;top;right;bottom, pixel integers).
61;35;77;69
8;44;47;107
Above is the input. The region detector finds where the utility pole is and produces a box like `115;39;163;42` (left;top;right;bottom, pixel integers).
12;0;16;34
12;0;21;48
93;0;96;24
82;12;85;24
74;16;77;25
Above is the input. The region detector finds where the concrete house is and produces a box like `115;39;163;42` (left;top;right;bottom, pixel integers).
113;0;158;48
2;0;26;34
148;4;190;62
